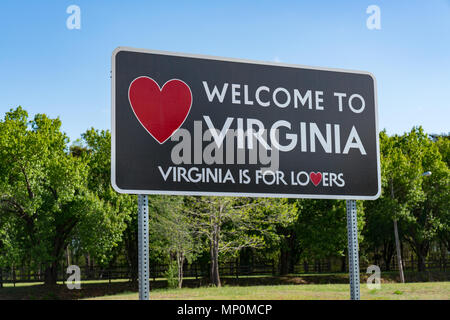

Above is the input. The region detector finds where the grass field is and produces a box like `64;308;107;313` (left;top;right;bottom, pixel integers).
86;282;450;300
2;272;449;300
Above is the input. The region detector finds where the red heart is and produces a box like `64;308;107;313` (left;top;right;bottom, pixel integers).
128;77;192;144
310;172;322;186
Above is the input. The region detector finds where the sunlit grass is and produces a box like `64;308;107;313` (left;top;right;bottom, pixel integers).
86;282;450;300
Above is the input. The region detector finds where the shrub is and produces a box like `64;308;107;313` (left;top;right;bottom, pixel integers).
165;262;179;289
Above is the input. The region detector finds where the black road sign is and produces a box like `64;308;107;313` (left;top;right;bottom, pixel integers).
112;47;380;200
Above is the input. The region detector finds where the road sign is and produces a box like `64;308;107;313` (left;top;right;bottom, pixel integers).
112;47;380;200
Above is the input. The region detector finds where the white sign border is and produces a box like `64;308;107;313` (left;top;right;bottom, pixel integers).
111;46;381;200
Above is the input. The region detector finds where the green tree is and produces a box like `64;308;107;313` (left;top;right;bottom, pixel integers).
296;199;364;272
363;196;396;270
0;107;94;284
434;135;450;255
375;128;449;272
0;108;126;284
434;134;449;167
400;129;449;271
151;196;199;288
184;196;288;287
0;215;25;275
243;198;298;275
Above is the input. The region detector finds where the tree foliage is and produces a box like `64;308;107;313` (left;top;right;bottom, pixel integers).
0;107;448;286
0;109;127;284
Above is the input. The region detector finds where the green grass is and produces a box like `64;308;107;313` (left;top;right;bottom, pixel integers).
2;272;449;300
86;282;450;300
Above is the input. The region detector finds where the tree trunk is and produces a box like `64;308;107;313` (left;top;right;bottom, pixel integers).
393;219;405;282
210;242;215;282
177;252;184;289
210;225;221;287
279;247;289;275
44;261;58;286
214;247;220;287
391;180;405;283
210;249;220;286
45;236;68;285
416;243;429;272
212;240;221;287
279;229;298;275
66;247;71;266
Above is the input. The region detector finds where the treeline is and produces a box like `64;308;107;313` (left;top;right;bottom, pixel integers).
0;107;448;286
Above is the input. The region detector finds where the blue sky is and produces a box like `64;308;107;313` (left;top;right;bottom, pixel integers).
0;0;449;142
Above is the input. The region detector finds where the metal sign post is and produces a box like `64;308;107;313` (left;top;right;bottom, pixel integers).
346;200;360;300
138;194;149;300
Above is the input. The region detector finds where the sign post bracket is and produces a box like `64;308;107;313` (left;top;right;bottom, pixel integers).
346;199;360;300
138;194;150;300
